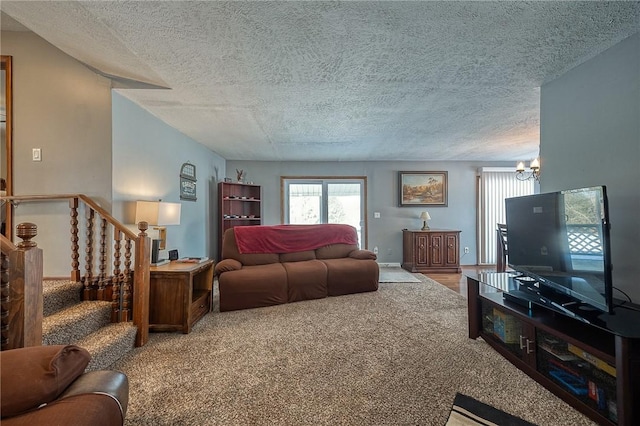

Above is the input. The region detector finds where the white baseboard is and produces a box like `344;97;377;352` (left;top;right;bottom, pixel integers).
377;262;401;268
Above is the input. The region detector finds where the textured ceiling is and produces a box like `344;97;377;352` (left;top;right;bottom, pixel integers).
1;1;639;161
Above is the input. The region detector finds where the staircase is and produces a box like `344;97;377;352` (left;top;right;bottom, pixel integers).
2;195;152;354
43;279;137;370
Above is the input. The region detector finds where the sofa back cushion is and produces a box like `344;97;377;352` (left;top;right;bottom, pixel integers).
315;243;358;259
222;228;279;265
279;250;316;262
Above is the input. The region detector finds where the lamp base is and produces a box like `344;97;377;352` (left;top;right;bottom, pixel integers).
153;227;167;249
421;221;430;231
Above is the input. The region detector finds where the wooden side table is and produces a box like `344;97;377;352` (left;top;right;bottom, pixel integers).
149;259;214;334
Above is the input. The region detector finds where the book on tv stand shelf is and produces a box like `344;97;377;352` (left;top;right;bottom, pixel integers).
176;257;209;264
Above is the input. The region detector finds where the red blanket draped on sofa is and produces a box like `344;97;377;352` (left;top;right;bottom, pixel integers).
234;224;358;254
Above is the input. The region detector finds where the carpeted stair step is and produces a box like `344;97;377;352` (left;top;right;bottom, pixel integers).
43;301;112;345
43;279;83;317
77;322;138;371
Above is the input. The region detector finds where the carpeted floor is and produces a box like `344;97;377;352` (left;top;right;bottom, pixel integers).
111;275;594;425
378;266;422;283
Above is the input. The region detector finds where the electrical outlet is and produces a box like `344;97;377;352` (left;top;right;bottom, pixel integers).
32;148;42;162
464;247;470;254
373;246;379;254
374;212;381;218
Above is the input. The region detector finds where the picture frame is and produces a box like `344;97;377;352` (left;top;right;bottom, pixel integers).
398;171;448;207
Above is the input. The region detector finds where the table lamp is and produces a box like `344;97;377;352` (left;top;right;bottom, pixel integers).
420;211;431;230
135;201;181;250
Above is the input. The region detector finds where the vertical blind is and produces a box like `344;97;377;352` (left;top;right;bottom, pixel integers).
478;168;534;265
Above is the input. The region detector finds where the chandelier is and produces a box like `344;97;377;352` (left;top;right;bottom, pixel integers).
515;158;540;181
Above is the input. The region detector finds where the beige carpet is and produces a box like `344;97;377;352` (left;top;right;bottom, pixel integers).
112;275;594;426
378;266;422;283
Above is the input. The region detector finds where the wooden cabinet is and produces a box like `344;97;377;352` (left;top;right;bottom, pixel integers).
218;182;262;258
149;259;214;334
468;273;640;425
401;229;461;273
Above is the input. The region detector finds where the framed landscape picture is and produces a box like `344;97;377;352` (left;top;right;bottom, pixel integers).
398;171;448;207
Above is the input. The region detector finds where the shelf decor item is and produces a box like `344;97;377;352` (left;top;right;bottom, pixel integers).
398;171;448;207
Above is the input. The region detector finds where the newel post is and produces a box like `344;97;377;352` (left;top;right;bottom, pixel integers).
8;223;43;348
133;221;150;347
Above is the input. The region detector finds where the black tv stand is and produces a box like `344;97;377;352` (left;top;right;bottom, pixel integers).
468;272;640;426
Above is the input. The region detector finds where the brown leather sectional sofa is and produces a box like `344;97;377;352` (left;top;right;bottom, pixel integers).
215;225;379;311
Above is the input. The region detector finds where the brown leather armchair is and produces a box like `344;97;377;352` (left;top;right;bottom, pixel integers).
1;345;128;426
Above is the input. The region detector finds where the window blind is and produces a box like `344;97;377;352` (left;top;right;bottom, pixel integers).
478;168;534;265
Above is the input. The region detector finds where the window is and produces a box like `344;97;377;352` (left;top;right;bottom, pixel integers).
281;177;367;248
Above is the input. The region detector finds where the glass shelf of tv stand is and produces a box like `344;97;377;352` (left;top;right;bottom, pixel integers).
474;272;640;340
474;271;525;298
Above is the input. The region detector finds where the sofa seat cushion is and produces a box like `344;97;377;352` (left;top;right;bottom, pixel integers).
321;258;380;296
218;263;288;312
1;345;91;418
283;260;328;302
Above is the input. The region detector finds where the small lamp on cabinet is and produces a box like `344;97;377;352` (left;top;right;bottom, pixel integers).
420;211;431;231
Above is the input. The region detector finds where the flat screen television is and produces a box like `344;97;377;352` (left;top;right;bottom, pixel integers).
505;185;613;315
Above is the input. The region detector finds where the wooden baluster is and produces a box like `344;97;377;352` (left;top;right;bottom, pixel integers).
1;251;9;350
97;217;107;300
122;236;132;322
69;198;80;282
83;208;95;300
111;229;122;322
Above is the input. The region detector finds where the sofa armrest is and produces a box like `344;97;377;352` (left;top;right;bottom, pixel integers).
0;345;91;418
215;258;243;274
59;370;129;419
349;249;377;260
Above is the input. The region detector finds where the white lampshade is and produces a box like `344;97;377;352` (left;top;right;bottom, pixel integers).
529;158;540;170
420;211;431;220
135;201;181;226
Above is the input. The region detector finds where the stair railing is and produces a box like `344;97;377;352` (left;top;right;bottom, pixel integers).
3;194;150;347
1;224;43;350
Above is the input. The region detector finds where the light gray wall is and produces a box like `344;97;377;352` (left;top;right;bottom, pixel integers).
112;93;226;261
227;160;512;265
540;33;639;300
2;31;112;276
2;29;227;273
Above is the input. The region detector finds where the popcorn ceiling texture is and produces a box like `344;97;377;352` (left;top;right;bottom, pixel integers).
2;1;639;161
